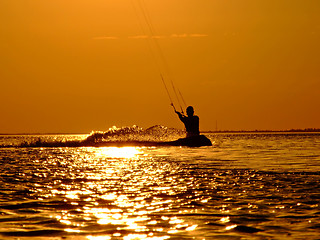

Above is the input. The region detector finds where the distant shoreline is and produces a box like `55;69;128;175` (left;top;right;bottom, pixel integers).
203;129;320;133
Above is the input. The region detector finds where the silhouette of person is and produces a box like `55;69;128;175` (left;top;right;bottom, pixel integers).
175;106;200;138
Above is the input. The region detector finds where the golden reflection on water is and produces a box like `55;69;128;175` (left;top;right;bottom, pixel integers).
87;236;111;240
2;134;320;239
45;146;202;239
96;147;142;159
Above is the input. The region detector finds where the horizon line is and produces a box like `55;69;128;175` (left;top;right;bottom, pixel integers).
1;128;320;135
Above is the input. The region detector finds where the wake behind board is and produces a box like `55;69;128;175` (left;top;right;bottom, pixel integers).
9;135;212;148
94;135;212;147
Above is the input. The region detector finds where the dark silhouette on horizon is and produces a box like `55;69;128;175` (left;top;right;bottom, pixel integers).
175;106;200;138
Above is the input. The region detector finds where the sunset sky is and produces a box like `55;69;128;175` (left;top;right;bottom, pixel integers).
1;0;320;133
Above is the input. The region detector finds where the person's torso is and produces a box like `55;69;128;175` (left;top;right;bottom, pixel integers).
183;115;199;135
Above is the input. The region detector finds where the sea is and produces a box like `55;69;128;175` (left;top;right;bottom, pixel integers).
0;129;320;240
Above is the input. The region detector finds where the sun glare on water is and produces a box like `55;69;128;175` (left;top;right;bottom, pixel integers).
45;146;200;240
96;147;142;159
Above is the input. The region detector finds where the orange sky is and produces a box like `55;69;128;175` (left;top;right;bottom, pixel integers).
1;0;320;133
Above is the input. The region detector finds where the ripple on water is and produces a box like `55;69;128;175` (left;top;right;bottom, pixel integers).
0;134;320;239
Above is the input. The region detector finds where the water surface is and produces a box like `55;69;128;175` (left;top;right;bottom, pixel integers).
0;133;319;239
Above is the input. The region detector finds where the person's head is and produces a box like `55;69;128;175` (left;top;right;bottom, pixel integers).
186;106;194;117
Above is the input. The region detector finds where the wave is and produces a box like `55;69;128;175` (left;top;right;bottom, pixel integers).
1;125;187;148
86;125;185;142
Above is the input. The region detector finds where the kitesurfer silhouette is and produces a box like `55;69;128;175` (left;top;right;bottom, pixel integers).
175;106;200;138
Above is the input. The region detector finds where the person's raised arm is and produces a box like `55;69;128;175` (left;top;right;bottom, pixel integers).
175;111;185;122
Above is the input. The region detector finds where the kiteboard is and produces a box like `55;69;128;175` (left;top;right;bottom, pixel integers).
94;135;212;147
